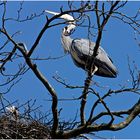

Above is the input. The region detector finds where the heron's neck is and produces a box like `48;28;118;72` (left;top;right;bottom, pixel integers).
61;33;73;53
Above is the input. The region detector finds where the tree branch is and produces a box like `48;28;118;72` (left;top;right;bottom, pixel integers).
80;1;120;126
27;2;91;57
57;99;140;139
0;29;59;136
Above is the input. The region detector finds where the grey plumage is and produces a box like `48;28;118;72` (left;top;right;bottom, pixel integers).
70;38;117;77
61;26;118;78
46;10;118;78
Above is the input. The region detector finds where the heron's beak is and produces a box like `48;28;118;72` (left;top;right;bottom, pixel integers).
45;10;75;23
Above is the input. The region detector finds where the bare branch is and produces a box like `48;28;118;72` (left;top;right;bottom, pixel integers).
0;28;59;135
80;1;120;126
95;1;100;29
1;1;140;139
27;2;92;57
57;99;140;139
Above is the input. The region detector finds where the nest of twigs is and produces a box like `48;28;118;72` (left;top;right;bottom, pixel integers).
0;98;52;139
0;115;51;139
0;97;79;139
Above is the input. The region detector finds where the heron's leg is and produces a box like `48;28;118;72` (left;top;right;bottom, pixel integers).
91;65;98;76
84;66;98;87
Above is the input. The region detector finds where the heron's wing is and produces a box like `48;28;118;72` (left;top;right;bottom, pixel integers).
71;39;95;57
70;39;93;69
71;39;118;77
71;38;113;63
95;48;118;77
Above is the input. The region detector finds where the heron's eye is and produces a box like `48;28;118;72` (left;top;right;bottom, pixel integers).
15;107;18;110
65;26;68;30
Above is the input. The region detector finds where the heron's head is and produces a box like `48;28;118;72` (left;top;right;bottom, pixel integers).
63;24;76;36
45;9;76;35
6;106;18;113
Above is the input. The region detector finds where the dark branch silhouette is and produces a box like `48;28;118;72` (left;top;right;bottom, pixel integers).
0;1;140;139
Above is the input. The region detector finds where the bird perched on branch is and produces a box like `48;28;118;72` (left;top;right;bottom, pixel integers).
45;10;118;78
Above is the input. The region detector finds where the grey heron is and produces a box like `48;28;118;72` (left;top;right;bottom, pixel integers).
46;10;118;78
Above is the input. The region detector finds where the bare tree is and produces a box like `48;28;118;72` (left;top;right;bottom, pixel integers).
0;1;140;139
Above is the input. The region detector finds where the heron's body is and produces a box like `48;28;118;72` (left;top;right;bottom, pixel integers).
61;32;118;78
46;10;118;78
